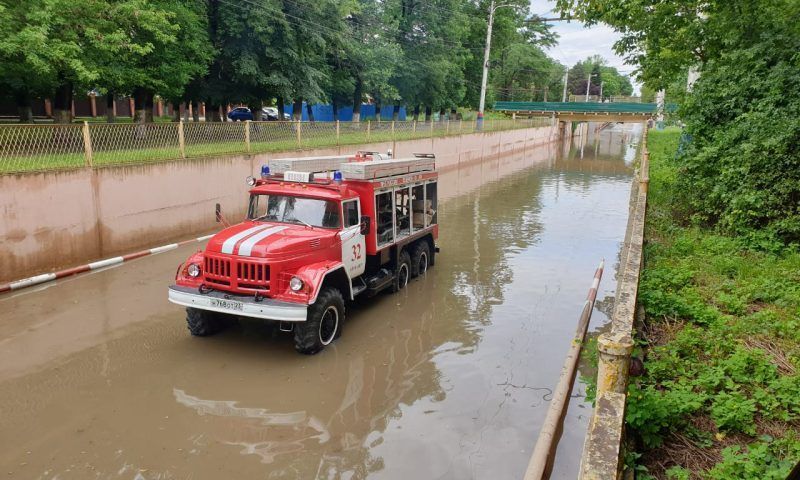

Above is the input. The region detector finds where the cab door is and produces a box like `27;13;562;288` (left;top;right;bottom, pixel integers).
340;199;366;279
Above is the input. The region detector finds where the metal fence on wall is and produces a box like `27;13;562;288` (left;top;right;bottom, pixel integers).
0;117;552;175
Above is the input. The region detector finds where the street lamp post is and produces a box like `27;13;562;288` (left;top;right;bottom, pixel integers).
477;0;516;131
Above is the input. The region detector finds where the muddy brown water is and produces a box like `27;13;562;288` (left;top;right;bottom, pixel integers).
0;125;640;480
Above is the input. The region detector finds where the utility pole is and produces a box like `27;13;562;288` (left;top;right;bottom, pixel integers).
599;81;604;102
585;73;592;102
477;0;496;131
478;1;516;130
544;86;548;102
562;71;568;102
530;84;535;102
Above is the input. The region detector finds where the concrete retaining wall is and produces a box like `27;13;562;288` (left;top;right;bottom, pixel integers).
578;128;649;479
0;125;559;283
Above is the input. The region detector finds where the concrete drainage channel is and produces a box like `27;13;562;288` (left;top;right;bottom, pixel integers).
522;127;649;480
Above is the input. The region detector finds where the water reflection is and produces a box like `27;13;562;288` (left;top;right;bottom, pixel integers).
0;124;640;480
167;125;639;479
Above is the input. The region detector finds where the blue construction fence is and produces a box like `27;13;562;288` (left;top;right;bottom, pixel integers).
283;103;407;122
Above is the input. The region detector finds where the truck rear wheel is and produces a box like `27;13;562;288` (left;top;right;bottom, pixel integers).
391;250;411;292
186;308;227;336
410;242;430;277
294;287;344;355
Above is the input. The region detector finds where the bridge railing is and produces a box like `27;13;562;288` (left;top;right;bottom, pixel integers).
494;101;660;114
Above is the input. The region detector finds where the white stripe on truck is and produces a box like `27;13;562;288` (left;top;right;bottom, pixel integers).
236;226;287;256
220;225;270;254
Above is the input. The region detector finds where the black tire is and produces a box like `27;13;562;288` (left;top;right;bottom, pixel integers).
391;250;411;292
186;308;226;336
410;241;431;278
294;288;344;355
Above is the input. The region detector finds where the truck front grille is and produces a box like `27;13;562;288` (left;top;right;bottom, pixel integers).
204;254;270;292
236;260;270;290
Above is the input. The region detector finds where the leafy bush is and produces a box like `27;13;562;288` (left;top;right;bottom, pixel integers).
624;129;800;477
707;437;800;480
678;28;800;244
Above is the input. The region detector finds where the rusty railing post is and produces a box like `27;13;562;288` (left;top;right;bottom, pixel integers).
244;120;251;153
81;121;94;167
596;332;634;396
640;151;650;194
178;119;186;158
391;120;396;156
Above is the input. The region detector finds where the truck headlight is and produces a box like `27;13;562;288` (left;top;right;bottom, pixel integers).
289;276;304;291
187;263;201;277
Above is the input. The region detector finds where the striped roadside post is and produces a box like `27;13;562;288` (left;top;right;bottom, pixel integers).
0;234;215;294
524;259;605;480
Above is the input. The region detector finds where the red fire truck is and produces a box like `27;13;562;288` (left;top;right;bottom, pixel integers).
168;152;439;354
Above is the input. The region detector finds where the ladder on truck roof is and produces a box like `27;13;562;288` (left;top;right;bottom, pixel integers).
268;155;351;174
340;153;436;180
267;151;389;175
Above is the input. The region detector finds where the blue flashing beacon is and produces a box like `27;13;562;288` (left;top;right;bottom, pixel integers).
333;171;343;184
261;164;270;178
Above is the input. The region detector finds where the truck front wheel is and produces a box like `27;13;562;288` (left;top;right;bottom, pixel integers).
186;308;227;336
294;288;344;355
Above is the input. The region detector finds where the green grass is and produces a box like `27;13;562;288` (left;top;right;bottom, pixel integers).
0;118;540;174
626;128;800;479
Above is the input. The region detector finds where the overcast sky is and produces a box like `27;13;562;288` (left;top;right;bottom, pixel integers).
530;0;641;93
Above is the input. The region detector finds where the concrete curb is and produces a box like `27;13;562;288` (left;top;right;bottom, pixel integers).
0;233;215;294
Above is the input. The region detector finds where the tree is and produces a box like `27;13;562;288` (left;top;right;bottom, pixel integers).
462;0;558;108
0;0;110;123
334;0;402;122
598;65;633;99
493;43;560;101
0;0;212;124
118;0;212;123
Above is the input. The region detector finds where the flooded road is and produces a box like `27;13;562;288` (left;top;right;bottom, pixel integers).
0;124;640;479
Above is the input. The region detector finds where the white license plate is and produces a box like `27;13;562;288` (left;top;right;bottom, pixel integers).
210;298;244;312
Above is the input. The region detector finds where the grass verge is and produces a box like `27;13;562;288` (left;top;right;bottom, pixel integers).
627;128;800;479
0;120;536;174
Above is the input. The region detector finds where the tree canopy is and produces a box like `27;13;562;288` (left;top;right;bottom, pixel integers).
0;0;579;123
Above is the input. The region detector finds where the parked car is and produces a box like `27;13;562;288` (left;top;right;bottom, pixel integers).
261;107;291;121
227;107;253;121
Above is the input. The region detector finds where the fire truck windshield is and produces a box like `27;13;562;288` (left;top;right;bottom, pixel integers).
248;194;341;229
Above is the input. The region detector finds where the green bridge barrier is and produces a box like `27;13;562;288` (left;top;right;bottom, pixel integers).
493;101;676;114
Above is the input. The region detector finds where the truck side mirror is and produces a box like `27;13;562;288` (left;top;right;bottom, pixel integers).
215;203;222;223
359;216;370;235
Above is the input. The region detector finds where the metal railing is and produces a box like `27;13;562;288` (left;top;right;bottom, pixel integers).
0;117;551;175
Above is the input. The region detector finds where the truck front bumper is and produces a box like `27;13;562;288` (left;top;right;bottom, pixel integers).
168;285;307;322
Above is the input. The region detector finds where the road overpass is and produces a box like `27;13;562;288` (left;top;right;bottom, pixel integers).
494;101;660;123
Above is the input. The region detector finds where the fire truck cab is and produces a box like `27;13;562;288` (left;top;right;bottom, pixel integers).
168;152;439;354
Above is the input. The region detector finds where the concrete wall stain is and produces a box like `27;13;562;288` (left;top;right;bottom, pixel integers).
0;126;560;283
